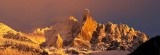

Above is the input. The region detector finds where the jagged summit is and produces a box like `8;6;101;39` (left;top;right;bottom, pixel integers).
82;9;90;22
83;9;90;16
42;10;149;54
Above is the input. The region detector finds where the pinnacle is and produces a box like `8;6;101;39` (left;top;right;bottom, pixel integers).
82;9;90;22
83;9;90;16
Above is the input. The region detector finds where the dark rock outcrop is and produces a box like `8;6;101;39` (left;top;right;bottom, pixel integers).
129;36;160;55
91;24;106;44
3;32;35;43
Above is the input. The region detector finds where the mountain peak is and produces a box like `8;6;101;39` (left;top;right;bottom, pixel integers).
82;9;90;22
83;9;90;16
31;10;149;54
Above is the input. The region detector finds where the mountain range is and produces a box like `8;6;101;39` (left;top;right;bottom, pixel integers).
0;9;149;55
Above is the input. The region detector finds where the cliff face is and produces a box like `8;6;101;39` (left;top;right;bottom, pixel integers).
72;15;97;49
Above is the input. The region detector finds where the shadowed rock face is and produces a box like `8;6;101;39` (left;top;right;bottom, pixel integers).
46;34;63;49
43;16;79;47
129;36;160;55
90;24;106;44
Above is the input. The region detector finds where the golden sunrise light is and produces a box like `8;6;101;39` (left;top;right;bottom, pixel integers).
0;0;159;55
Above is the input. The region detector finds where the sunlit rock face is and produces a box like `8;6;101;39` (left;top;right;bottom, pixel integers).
70;9;97;49
0;22;17;36
54;34;63;49
72;15;97;49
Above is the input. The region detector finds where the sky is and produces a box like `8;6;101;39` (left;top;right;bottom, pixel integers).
0;0;160;37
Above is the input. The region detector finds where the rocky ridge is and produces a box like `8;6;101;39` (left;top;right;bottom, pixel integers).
0;24;47;55
0;23;17;36
0;9;149;55
42;9;149;55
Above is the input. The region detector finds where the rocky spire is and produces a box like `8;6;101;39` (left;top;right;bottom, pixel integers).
83;9;90;16
82;9;90;22
72;9;97;49
42;9;149;52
